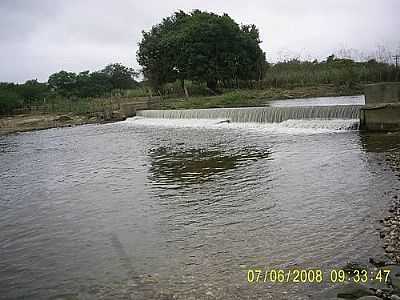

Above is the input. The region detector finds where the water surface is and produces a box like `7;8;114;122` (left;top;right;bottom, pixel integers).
0;96;399;299
267;95;365;107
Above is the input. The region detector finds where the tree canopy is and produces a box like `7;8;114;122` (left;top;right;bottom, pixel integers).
101;63;139;90
48;63;138;98
137;10;266;92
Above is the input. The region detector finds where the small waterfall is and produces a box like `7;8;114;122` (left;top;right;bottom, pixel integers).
137;105;362;123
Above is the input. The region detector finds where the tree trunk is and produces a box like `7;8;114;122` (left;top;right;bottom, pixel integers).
206;79;217;93
184;86;189;99
181;79;189;99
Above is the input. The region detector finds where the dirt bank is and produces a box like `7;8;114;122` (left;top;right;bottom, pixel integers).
0;111;126;135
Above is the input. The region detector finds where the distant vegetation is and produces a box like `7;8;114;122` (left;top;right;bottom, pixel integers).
262;55;399;89
0;63;141;115
156;55;399;98
1;10;400;116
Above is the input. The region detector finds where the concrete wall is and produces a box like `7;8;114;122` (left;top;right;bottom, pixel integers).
119;101;149;118
364;82;400;105
119;103;137;118
360;82;400;131
360;104;400;131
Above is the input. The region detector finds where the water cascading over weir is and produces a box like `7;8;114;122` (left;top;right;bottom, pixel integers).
137;105;362;127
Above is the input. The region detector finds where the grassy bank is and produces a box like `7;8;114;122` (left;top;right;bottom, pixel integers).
153;84;363;110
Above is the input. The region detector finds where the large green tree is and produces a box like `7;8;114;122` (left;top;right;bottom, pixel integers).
100;63;138;90
48;71;78;97
137;10;266;92
75;71;113;97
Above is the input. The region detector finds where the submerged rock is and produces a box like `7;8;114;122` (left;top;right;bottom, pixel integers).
342;262;368;273
336;283;376;299
313;283;375;299
370;256;391;268
55;115;74;122
385;265;400;291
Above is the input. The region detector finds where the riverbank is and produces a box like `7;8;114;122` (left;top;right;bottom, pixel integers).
155;84;363;109
0;84;362;135
0;111;126;135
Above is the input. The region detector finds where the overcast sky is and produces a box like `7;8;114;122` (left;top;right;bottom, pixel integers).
1;0;399;82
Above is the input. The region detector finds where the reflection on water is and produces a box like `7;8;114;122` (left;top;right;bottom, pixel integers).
149;146;271;186
360;132;400;180
361;132;400;153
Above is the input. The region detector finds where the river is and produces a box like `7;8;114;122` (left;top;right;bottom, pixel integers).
1;96;399;299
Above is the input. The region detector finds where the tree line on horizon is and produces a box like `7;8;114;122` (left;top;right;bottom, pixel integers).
1;10;400;115
0;63;139;114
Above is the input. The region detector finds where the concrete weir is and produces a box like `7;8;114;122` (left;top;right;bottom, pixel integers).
360;82;400;131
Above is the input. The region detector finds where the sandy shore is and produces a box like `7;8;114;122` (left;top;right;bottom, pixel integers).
0;112;126;135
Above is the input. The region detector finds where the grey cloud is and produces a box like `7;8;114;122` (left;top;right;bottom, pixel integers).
0;0;399;82
0;0;63;42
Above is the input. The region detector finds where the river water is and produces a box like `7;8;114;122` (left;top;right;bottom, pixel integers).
1;96;400;299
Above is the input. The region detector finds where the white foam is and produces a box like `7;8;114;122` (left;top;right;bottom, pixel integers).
123;117;359;135
137;105;361;123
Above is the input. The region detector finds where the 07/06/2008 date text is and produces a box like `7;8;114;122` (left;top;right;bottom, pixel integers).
247;269;391;284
